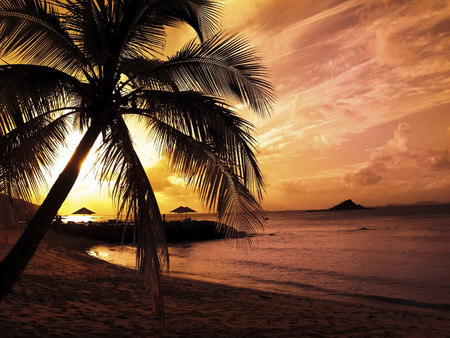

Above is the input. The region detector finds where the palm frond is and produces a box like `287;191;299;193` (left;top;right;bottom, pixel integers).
112;0;169;60
52;0;106;75
0;113;72;203
126;91;265;240
0;64;83;132
106;0;222;62
146;115;265;241
94;116;168;320
132;90;264;199
119;58;176;92
0;0;88;76
165;32;275;116
153;0;222;42
0;64;82;202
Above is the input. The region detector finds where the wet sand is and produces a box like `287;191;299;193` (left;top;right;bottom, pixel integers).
1;230;449;337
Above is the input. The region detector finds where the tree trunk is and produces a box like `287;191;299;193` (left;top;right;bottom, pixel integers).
0;124;101;301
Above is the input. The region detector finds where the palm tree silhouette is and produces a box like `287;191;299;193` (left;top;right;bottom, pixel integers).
0;0;274;318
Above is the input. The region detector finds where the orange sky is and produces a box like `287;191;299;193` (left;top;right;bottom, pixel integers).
51;0;450;215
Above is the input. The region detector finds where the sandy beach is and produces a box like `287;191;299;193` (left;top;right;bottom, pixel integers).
1;230;449;337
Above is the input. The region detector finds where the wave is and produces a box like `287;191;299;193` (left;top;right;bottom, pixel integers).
341;293;450;311
229;274;450;311
237;259;416;287
169;268;450;311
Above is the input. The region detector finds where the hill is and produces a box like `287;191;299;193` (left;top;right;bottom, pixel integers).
0;194;38;228
307;199;372;212
330;199;370;210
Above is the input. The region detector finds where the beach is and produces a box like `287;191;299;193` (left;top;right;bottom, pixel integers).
1;230;449;337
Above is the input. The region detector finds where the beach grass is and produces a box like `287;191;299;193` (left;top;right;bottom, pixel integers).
1;231;449;336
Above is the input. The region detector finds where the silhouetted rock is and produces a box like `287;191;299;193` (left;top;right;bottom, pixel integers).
51;220;247;243
330;199;368;210
307;199;371;212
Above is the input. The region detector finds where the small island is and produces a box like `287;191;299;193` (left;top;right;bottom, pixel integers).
307;199;372;212
330;199;371;210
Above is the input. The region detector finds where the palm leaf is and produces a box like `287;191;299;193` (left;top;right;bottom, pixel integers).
147;115;265;240
153;0;222;42
0;0;89;76
126;91;265;239
119;58;176;92
100;0;222;62
0;113;72;203
0;64;82;134
132;90;264;198
0;64;82;202
165;32;275;116
112;0;169;60
94;116;168;320
53;0;107;75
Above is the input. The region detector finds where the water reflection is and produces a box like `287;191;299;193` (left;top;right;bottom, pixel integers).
63;215;96;223
87;245;137;269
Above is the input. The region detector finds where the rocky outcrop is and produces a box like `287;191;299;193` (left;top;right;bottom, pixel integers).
52;220;247;243
307;199;372;212
329;199;369;210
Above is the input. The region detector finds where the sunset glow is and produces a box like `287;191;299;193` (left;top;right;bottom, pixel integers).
53;0;450;215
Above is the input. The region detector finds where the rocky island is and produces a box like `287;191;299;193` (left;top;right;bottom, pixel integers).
307;199;372;212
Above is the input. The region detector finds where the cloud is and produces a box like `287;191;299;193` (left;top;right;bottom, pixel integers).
278;179;305;195
366;0;450;70
371;123;412;162
344;123;416;188
145;162;171;192
223;0;349;35
386;122;411;151
370;21;418;67
344;164;384;187
343;121;450;197
429;149;450;170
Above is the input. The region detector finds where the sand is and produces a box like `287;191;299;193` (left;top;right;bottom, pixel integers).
1;230;449;337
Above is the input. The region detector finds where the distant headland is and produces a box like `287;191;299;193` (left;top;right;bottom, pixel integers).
307;199;372;212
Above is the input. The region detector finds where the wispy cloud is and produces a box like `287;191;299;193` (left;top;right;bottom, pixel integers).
223;0;450;208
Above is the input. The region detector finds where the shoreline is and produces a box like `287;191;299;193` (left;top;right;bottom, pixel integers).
89;242;450;314
87;237;450;313
1;231;449;336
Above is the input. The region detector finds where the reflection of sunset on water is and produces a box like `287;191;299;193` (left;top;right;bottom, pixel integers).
62;215;97;224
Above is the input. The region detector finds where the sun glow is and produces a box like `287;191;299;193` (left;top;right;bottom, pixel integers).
48;131;100;189
48;120;164;216
41;130;110;216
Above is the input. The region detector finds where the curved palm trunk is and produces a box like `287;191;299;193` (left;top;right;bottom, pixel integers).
0;124;101;302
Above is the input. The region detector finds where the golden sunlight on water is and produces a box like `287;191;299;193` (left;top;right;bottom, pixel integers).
62;215;96;223
87;245;137;269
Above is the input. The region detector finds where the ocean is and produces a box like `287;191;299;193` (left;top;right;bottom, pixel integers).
87;204;450;309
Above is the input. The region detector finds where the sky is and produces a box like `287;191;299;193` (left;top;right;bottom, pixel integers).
53;0;450;215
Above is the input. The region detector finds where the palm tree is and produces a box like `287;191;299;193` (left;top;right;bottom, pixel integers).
0;0;274;319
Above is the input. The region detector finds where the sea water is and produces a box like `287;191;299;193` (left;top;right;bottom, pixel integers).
87;204;450;308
